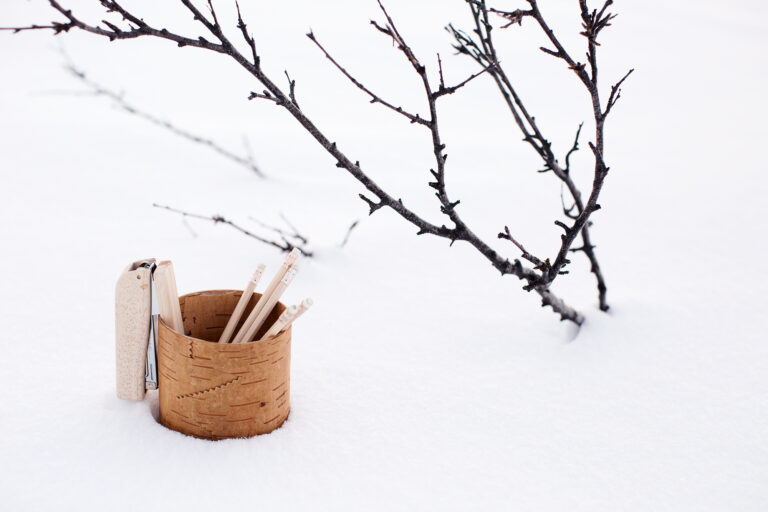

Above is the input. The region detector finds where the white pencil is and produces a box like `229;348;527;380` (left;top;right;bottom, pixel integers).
218;264;266;343
284;298;312;330
260;297;313;340
231;248;301;343
261;305;299;340
235;266;298;343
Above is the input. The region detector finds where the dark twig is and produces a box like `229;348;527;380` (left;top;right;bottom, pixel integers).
284;70;299;109
560;185;578;220
564;122;583;175
248;214;309;246
235;1;258;64
437;53;445;89
0;24;72;33
487;7;533;28
498;226;543;267
432;65;492;99
339;219;360;248
279;212;309;245
248;90;280;104
306;31;429;126
63;62;264;177
604;68;634;117
153;203;312;256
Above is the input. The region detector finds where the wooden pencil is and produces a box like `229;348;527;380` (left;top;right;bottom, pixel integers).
153;261;184;334
260;297;312;340
218;264;266;343
235;266;298;343
231;248;301;343
261;305;299;340
284;297;313;330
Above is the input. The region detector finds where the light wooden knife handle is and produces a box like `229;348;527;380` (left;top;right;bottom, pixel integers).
115;259;154;400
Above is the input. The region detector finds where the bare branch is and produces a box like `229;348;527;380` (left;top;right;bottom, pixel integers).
235;1;258;64
564;122;583;175
284;70;299;109
525;0;592;87
538;46;561;58
248;215;309;246
339;219;360;248
450;0;624;312
0;23;73;33
278;212;309;245
604;68;634;118
560;185;579;220
358;193;385;215
153;203;313;256
248;90;280;104
432;65;492;99
62;62;264;177
9;0;592;324
437;53;445;89
306;31;429;126
488;7;533;28
498;226;544;267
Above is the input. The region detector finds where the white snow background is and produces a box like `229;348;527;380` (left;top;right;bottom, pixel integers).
1;0;766;510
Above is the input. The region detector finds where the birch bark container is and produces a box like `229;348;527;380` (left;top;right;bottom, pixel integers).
157;290;291;440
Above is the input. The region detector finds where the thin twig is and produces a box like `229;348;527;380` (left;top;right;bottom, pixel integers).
339;219;360;248
604;68;634;117
153;203;313;256
284;70;299;109
498;226;543;267
248;214;309;246
63;62;264;177
306;31;429;126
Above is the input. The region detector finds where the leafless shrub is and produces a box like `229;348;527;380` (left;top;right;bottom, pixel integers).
3;0;632;325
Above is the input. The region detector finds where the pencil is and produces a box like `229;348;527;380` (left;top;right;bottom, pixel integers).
231;248;301;343
260;297;313;341
261;305;299;340
153;261;184;334
235;266;298;343
218;264;266;343
285;297;313;329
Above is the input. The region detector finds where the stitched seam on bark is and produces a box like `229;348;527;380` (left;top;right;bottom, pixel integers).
176;376;240;400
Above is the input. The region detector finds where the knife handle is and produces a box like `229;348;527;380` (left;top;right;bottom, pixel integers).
115;259;154;400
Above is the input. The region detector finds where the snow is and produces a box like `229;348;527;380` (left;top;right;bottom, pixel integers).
1;0;767;510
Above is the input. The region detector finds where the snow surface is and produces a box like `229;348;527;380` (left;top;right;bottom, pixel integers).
1;0;767;510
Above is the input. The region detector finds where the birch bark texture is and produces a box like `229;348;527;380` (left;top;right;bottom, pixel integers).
157;290;291;439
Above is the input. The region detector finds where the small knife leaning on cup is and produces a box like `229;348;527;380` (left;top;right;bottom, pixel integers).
115;259;160;400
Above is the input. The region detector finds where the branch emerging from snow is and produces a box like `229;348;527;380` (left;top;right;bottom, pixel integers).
449;0;632;312
153;203;313;256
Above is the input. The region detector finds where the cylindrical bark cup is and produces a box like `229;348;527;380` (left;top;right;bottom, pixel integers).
157;290;291;440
